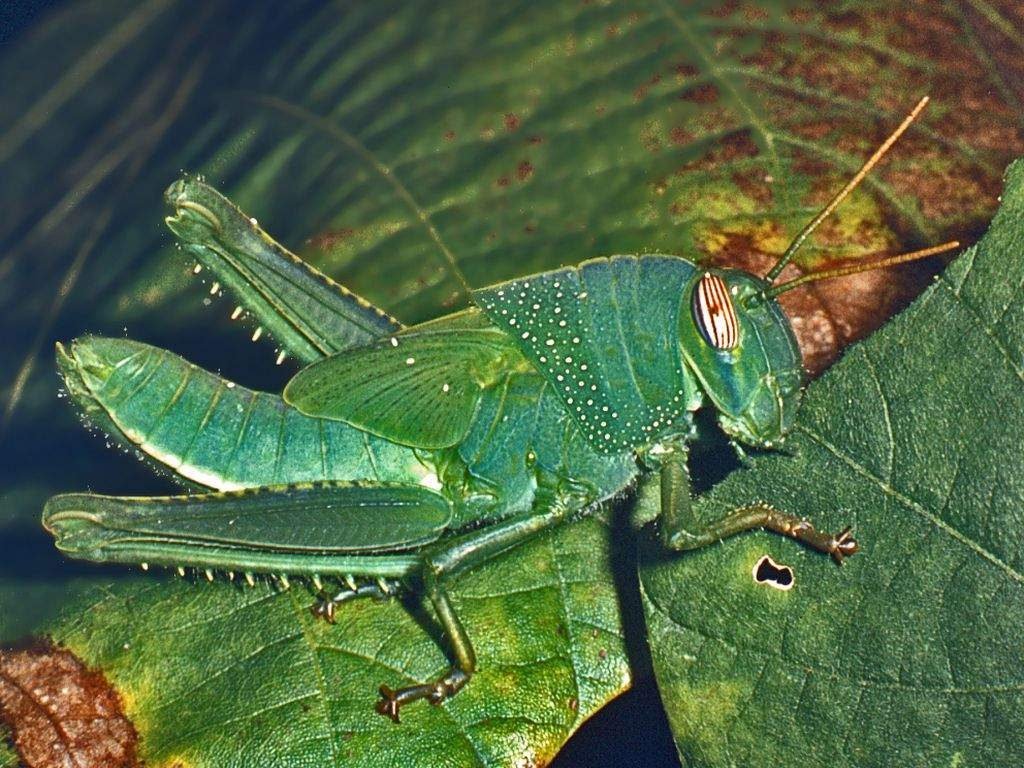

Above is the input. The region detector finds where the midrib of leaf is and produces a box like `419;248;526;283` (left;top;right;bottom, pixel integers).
798;422;1024;585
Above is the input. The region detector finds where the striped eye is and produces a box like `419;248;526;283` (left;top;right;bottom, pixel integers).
692;273;739;350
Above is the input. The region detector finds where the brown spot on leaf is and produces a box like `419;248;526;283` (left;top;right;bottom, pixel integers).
306;227;356;250
731;170;773;207
504;113;520;132
496;175;511;187
634;73;662;101
679;83;720;104
527;134;544;145
741;4;769;22
679;130;760;174
443;130;456;141
0;641;138;768
791;121;834;141
787;7;812;24
605;24;619;37
517;160;534;181
719;131;760;161
887;161;1002;222
705;0;739;18
827;9;873;38
441;290;464;308
669;126;694;146
674;62;699;78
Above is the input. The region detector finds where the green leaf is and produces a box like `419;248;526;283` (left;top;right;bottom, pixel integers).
49;517;628;768
641;159;1024;767
0;730;16;768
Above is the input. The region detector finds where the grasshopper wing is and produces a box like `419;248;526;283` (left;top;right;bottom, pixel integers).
43;482;452;566
283;328;517;449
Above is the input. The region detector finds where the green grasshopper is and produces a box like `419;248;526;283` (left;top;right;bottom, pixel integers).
43;98;958;721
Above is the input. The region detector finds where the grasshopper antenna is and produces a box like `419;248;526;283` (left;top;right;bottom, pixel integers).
764;96;931;284
764;240;960;298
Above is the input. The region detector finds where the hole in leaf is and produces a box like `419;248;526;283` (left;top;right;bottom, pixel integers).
753;555;794;591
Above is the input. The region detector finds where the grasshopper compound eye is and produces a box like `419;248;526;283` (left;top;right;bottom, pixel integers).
693;272;739;350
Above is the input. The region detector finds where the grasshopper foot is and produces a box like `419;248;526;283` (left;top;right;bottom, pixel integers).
310;592;339;623
310;579;402;624
827;526;859;565
781;519;859;565
375;668;470;723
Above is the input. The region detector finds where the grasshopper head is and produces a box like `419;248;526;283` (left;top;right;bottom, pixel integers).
678;231;960;449
673;98;964;450
679;269;803;449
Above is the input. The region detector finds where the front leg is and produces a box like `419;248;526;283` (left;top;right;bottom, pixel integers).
658;444;858;564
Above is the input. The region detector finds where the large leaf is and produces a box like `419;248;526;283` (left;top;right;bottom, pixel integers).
641;160;1024;766
1;2;1023;766
40;516;630;768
